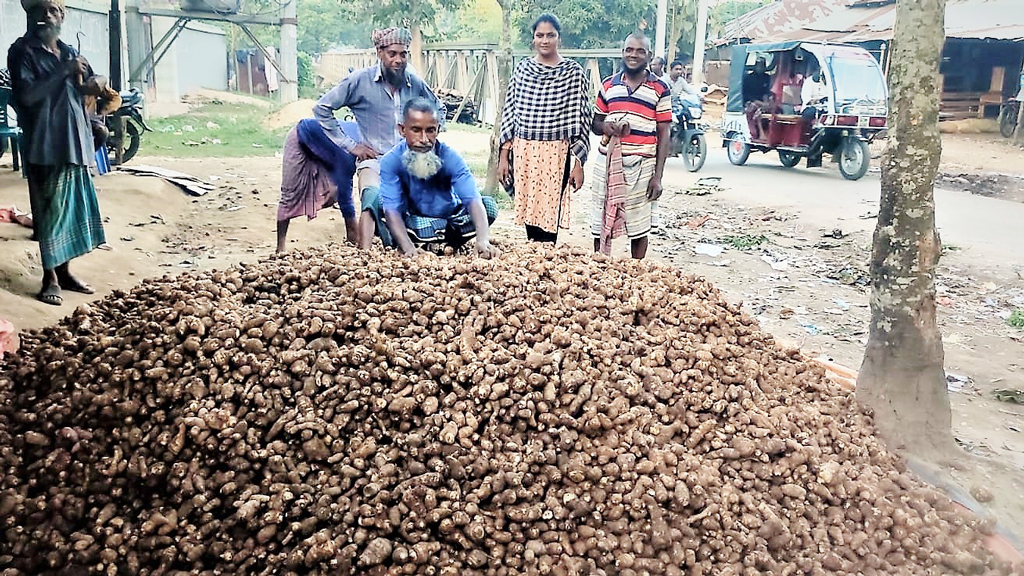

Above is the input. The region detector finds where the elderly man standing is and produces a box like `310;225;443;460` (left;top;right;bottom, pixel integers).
8;0;107;306
591;34;671;260
313;27;445;249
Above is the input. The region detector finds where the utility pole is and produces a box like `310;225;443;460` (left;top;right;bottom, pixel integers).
279;0;298;103
109;0;122;89
692;0;709;85
655;0;668;59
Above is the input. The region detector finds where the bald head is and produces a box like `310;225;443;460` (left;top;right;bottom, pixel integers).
621;34;652;76
624;33;652;52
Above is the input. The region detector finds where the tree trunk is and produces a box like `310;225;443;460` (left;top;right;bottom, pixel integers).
857;0;954;456
410;23;425;77
667;1;679;62
484;0;513;195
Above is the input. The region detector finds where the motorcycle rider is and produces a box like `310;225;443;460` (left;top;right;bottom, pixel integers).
663;61;701;107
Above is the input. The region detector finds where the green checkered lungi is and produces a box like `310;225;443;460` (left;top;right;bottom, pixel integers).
28;164;106;270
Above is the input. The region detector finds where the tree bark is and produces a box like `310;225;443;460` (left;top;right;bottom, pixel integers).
857;0;954;456
667;1;679;62
410;23;425;78
484;0;513;195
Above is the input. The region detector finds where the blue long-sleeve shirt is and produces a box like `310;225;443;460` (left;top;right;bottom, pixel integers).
313;64;445;156
380;141;479;219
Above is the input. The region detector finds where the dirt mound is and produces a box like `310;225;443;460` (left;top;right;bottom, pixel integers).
939;118;999;134
0;245;1016;575
182;89;274;109
265;99;319;129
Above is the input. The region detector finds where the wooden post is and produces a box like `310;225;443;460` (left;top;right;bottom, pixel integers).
456;51;470;94
438;52;452;89
423;52;436;86
453;64;485;122
587;58;603;90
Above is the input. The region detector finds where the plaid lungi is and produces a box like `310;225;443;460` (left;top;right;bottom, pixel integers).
405;196;499;244
28;163;106;270
590;151;656;241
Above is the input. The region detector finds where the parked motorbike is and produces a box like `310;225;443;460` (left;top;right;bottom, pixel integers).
999;100;1020;139
105;88;152;164
670;93;707;172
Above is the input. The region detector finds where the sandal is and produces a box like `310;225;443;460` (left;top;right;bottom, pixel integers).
58;277;95;295
37;285;63;306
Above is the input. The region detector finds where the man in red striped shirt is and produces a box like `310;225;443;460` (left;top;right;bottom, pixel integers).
590;33;671;259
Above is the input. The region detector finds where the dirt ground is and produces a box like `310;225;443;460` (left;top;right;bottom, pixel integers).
1;130;1023;541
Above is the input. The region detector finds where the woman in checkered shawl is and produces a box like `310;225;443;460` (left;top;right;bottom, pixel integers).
498;14;594;244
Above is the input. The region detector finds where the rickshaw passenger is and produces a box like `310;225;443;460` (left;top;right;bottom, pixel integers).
743;56;773;139
743;56;772;104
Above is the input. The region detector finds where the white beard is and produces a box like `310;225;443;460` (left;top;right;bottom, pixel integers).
402;148;443;180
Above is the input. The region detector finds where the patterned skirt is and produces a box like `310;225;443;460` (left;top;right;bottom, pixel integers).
405;196;499;244
277;125;336;222
511;139;572;234
28;164;106;270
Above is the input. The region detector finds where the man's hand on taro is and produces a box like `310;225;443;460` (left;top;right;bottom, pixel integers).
474;240;500;259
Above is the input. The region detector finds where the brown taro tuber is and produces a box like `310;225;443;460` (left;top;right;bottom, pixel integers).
0;245;1015;576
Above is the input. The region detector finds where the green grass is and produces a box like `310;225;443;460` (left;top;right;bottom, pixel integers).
723;234;769;250
1009;310;1024;329
141;103;288;158
137;103;504;197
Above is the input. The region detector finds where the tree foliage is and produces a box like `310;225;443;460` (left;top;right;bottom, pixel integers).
514;0;656;49
452;0;504;41
711;0;768;33
362;0;466;39
297;0;369;52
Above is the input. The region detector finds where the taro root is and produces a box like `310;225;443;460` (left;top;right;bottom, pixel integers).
0;245;1016;576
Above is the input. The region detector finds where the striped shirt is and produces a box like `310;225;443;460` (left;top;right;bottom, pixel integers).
596;72;672;157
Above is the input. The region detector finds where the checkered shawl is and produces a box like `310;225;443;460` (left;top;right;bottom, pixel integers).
499;58;594;164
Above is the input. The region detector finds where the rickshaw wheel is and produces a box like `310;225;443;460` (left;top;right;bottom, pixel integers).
727;138;750;166
838;138;870;181
778;151;800;168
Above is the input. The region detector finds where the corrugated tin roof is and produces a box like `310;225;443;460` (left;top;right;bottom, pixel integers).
718;0;853;43
772;0;1024;42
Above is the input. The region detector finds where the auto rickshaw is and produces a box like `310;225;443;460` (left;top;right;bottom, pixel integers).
721;41;888;180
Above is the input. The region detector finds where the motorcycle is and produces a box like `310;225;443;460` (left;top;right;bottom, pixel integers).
670;93;707;172
105;88;152;164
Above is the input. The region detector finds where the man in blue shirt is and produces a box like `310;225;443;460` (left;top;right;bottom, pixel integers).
374;98;499;258
313;27;445;249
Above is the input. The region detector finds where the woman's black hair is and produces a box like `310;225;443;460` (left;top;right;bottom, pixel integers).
532;13;562;35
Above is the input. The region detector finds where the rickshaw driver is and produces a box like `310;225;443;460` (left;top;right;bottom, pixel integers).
800;64;828;124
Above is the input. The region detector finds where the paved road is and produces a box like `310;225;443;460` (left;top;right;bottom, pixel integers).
660;138;1024;270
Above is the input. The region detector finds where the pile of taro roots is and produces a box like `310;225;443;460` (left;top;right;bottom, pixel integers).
0;245;1018;576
